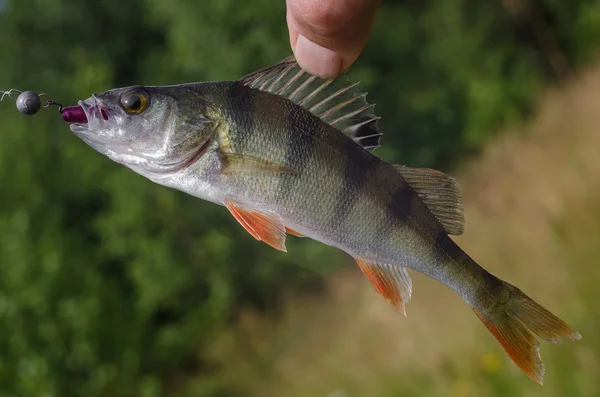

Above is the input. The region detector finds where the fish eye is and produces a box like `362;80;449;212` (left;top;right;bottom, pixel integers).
120;87;150;114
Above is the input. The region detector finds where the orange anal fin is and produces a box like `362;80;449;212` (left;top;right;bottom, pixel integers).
285;227;305;238
355;257;412;316
224;201;287;252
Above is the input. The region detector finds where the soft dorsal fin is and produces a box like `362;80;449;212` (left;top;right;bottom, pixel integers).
393;165;465;235
238;56;382;151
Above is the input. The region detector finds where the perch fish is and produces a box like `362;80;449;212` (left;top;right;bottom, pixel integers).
66;56;581;384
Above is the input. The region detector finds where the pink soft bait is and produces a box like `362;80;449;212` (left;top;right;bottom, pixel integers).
61;105;88;123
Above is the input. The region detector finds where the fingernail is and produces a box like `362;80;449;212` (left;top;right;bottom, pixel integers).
293;34;343;79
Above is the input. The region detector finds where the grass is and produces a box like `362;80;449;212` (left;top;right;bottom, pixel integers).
183;62;600;397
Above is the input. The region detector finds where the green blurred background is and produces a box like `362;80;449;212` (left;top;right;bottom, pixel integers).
1;1;599;396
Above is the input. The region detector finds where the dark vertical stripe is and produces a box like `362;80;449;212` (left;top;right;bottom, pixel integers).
226;83;256;153
390;184;418;222
328;139;370;233
274;103;316;205
373;170;418;244
434;229;469;264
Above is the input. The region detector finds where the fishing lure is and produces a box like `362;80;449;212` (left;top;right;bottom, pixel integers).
0;88;85;122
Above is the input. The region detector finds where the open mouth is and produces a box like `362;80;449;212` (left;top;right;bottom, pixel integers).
66;98;115;148
63;96;110;127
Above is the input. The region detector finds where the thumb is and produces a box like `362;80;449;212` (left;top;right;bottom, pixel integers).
286;0;381;78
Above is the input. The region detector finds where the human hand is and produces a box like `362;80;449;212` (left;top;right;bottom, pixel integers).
286;0;381;79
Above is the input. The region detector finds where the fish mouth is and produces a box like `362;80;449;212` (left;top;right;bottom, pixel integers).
69;96;114;145
69;95;109;127
84;94;110;122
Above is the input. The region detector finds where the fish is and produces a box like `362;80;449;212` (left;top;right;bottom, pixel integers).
67;56;581;384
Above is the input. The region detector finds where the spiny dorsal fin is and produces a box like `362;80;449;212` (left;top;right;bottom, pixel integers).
393;165;465;235
238;56;382;152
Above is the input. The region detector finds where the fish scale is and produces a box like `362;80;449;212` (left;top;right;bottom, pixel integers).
66;56;582;385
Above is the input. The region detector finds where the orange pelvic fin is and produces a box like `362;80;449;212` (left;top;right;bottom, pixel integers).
354;257;412;316
472;283;581;385
285;227;305;238
224;201;287;252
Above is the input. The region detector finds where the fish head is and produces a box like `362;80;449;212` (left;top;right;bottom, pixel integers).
69;84;214;177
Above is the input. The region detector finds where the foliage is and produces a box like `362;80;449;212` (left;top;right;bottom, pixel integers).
0;0;598;396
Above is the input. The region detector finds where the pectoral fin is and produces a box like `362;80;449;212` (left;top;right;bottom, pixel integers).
224;201;287;252
355;257;412;316
221;153;297;175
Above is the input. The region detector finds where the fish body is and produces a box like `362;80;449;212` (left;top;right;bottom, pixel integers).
167;82;479;302
69;56;581;384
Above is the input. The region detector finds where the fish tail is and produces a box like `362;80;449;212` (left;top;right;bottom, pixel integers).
472;278;581;384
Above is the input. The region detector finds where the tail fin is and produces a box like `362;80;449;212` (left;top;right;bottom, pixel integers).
472;281;581;384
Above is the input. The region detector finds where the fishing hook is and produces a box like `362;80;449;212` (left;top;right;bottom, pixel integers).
0;88;22;102
0;88;64;115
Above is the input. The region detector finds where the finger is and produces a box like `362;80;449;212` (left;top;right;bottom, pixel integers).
286;0;381;78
